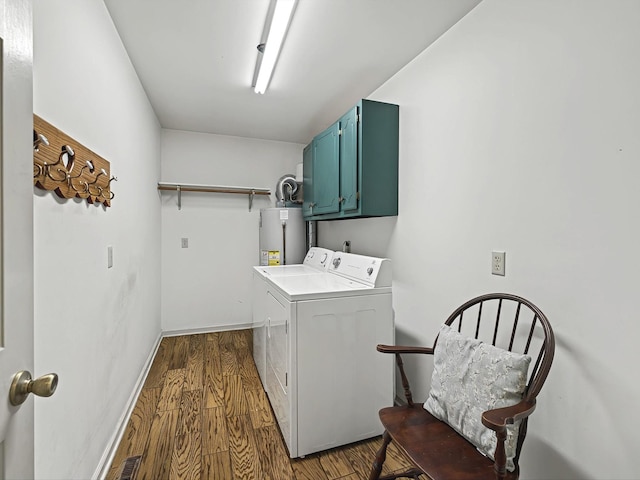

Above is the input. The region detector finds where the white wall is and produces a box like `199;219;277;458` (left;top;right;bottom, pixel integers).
318;1;640;479
161;129;302;332
32;1;162;479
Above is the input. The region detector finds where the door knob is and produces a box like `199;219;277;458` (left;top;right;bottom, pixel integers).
9;370;58;406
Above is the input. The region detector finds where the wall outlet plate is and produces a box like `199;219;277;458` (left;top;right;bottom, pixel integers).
181;238;189;248
492;251;505;276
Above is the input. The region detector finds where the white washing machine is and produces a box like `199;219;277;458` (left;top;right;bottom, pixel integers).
252;247;334;385
252;251;394;458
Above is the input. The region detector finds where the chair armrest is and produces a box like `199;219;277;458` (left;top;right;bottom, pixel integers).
376;344;433;407
481;399;537;431
376;344;434;355
482;400;536;477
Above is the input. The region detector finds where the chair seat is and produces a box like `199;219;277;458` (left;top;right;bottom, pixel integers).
379;403;518;480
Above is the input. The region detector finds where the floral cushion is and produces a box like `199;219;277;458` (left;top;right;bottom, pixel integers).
424;324;531;472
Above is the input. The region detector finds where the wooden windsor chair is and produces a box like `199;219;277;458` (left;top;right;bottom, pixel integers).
369;293;555;480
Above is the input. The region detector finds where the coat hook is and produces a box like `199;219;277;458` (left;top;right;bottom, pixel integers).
88;168;108;196
65;162;88;191
90;168;107;183
39;144;66;182
60;145;75;171
106;176;118;199
47;145;75;182
98;176;118;201
70;160;93;193
33;130;49;151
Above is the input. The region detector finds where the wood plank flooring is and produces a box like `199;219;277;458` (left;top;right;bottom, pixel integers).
106;329;424;480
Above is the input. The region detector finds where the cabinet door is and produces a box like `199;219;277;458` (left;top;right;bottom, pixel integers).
312;123;340;215
302;142;314;217
339;107;359;212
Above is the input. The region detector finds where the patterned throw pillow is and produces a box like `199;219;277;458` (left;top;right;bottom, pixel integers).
424;324;531;472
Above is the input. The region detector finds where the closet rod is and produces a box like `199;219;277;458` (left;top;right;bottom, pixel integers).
157;182;270;211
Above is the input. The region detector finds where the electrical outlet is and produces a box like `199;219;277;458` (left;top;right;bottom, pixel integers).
492;251;505;276
181;238;189;248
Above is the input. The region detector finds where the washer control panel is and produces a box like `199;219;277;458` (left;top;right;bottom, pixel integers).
303;247;334;271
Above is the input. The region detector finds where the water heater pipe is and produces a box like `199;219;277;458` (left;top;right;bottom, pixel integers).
275;174;298;206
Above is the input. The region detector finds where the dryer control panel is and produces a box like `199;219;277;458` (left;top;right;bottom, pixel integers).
329;252;392;287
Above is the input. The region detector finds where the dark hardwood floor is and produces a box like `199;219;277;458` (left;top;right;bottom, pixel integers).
106;330;423;479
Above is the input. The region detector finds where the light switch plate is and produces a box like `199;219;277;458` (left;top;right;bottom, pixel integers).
181;238;189;248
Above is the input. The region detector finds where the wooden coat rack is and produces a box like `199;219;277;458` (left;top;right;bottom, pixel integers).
33;115;116;207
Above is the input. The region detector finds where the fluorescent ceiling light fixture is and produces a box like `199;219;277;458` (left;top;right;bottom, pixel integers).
253;0;297;94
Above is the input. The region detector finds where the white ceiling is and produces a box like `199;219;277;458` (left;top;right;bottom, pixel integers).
104;0;481;144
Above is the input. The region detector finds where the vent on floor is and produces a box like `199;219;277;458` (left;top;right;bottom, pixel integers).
118;455;141;480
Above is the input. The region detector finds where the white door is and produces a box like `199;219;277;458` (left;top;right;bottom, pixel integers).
0;0;37;478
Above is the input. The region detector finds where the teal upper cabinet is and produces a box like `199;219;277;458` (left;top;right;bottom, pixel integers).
311;122;340;215
339;107;358;212
303;99;399;221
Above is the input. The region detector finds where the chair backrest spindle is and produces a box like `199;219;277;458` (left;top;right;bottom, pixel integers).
508;302;522;352
524;315;538;355
491;299;503;346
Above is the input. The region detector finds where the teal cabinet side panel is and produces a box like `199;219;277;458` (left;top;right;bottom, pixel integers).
302;142;314;218
339;107;359;212
312;123;340;215
359;99;399;217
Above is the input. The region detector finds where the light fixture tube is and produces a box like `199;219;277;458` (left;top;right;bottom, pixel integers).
254;0;296;94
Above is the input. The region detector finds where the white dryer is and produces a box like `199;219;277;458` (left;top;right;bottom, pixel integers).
252;247;334;385
253;251;394;458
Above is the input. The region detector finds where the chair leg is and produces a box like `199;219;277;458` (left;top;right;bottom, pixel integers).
369;430;392;480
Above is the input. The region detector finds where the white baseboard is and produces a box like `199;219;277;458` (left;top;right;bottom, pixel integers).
93;331;163;480
92;323;253;479
162;322;253;337
394;394;408;406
